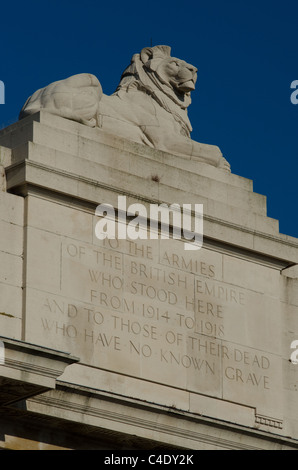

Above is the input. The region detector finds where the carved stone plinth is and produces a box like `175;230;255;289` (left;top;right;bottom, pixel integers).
0;111;297;449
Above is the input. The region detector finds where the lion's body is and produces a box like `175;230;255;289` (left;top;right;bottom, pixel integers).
19;46;230;170
99;89;188;149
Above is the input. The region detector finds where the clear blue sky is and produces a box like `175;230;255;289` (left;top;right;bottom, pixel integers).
1;0;298;239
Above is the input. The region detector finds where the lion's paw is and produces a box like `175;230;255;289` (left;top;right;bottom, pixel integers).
218;157;231;173
80;117;97;127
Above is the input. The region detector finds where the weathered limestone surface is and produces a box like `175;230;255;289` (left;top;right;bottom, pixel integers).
0;188;23;339
0;111;297;450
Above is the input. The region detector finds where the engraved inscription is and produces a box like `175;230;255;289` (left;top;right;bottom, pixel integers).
32;236;281;409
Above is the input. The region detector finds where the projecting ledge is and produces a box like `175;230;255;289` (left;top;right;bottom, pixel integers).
0;336;79;406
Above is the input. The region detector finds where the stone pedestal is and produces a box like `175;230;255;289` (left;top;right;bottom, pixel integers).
0;111;297;450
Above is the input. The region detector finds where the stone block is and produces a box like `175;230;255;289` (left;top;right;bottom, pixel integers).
26;195;93;243
0;146;11;167
0;283;23;322
0;191;24;226
1;111;298;448
0;251;23;287
0;219;23;256
189;392;255;427
25;226;61;293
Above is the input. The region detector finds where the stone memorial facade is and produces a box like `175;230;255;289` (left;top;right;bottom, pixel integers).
0;46;298;450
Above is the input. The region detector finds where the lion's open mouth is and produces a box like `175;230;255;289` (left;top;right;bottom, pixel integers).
178;79;195;92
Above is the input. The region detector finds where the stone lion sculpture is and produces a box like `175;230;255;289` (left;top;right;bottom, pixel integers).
19;45;230;171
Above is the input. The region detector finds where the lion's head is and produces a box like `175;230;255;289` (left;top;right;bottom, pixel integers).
140;46;197;93
116;45;198;111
